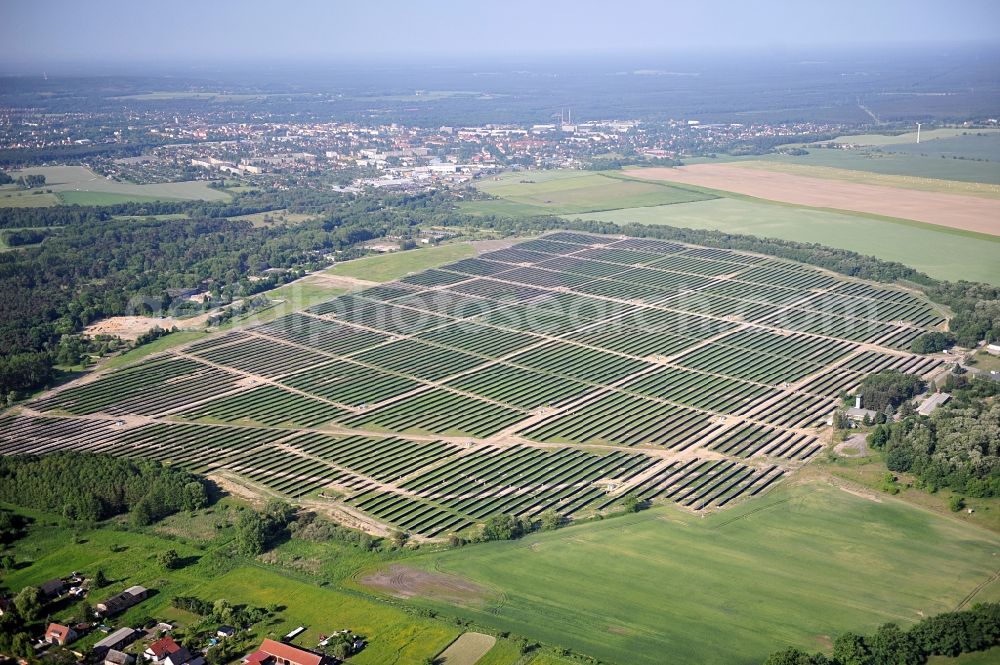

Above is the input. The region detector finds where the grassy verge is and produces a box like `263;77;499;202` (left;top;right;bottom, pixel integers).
325;244;478;283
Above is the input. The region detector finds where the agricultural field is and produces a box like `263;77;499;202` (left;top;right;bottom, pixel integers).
573;197;1000;285
3;165;230;205
622;165;1000;236
368;480;1000;665
2;232;948;541
464;170;715;216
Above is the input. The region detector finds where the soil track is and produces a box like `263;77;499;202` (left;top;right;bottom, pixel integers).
625;165;1000;236
360;564;490;604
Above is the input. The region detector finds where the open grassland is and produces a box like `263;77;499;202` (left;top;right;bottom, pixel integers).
227;209;317;227
375;481;1000;665
574;197;1000;285
0;185;62;207
467;170;714;216
624;165;1000;236
5;165;230;205
326;243;478;282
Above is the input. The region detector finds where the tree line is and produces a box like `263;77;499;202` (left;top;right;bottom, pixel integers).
762;602;1000;664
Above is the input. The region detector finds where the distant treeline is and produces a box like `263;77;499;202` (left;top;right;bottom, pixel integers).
0;452;208;524
762;602;1000;665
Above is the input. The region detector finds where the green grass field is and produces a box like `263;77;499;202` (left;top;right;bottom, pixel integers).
326;243;478;282
0;187;62;207
376;481;1000;665
2;166;230;207
572;197;1000;285
467;170;715;216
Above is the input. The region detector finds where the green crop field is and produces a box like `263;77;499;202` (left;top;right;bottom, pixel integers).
3;232;948;542
466;170;715;215
3;165;230;206
573;198;1000;285
377;480;1000;665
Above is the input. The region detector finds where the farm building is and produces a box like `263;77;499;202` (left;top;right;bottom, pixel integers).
44;622;77;646
917;392;951;416
242;638;328;665
93;627;140;657
105;650;136;665
39;578;66;598
97;585;148;616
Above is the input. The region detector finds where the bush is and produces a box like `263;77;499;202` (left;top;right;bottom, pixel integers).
949;496;966;512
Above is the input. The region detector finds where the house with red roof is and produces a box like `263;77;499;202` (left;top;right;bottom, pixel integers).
44;622;78;646
242;639;328;665
144;635;181;662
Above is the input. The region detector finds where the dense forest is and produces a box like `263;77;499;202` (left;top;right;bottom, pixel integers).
0;452;208;524
762;602;1000;664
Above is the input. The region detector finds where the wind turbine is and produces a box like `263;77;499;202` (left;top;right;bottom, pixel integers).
916;123;922;144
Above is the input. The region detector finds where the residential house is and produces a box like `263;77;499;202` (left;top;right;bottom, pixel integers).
164;647;205;665
97;585;149;616
216;626;236;639
243;638;328;665
44;622;78;646
145;636;181;662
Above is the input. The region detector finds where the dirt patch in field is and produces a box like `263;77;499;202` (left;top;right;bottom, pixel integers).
436;632;497;665
360;564;491;605
625;165;1000;236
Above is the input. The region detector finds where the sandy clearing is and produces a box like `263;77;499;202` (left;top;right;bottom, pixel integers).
84;315;202;340
625;165;1000;236
360;564;491;604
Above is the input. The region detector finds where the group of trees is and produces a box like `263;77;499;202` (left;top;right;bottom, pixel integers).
857;371;925;413
762;602;1000;664
0;452;208;524
15;174;46;189
233;499;297;557
867;374;1000;497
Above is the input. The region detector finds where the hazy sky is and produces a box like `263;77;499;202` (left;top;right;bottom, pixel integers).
2;0;998;71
